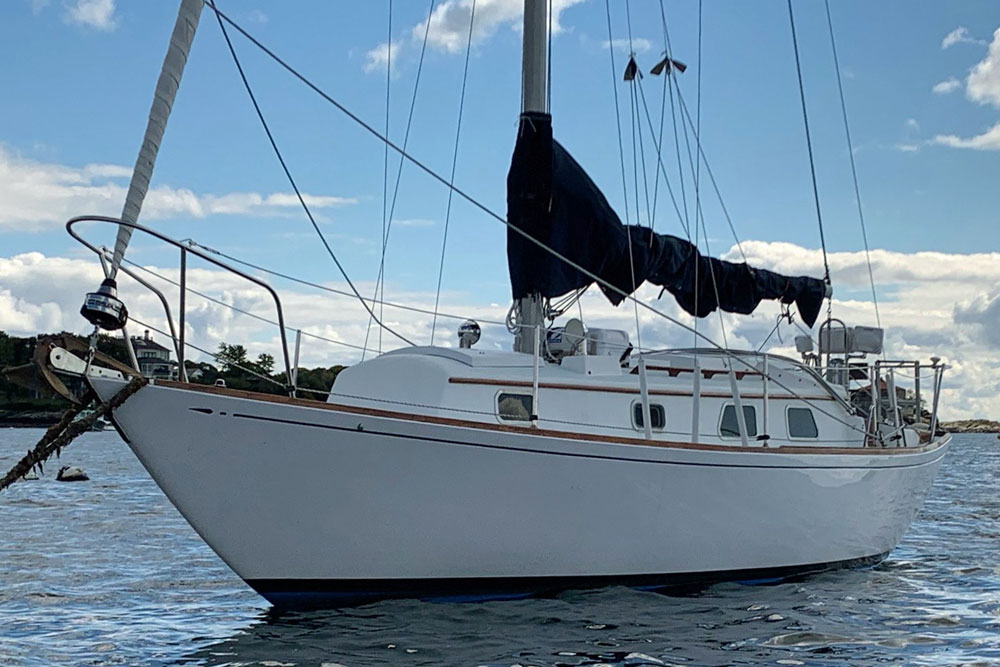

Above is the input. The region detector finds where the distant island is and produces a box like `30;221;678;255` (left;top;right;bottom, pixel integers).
938;419;1000;434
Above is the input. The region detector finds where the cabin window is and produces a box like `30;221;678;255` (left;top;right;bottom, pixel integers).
632;402;666;430
787;407;819;438
720;405;757;438
498;393;533;422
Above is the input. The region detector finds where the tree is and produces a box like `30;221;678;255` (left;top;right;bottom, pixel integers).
255;353;275;376
216;343;249;373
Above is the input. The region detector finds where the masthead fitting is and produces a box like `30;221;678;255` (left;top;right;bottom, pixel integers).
80;278;128;331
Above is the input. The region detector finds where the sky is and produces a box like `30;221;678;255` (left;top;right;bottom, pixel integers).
1;0;999;419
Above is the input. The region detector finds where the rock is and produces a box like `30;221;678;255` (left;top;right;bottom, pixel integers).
18;469;39;481
56;466;89;482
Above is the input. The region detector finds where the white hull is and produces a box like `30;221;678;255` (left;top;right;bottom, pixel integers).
94;377;947;604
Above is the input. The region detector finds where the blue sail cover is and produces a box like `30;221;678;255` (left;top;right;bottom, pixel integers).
506;112;828;328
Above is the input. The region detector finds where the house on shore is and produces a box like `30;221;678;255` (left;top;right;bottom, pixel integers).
131;330;177;380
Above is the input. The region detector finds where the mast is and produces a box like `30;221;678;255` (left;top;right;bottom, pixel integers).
514;0;549;354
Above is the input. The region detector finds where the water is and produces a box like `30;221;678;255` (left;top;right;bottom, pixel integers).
1;429;998;666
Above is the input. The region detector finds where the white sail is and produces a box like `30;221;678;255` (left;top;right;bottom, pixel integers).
110;0;203;278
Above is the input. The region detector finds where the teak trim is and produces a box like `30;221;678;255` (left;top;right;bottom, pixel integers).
448;377;835;402
153;380;946;458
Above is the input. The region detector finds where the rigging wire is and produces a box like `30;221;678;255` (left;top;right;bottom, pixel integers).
183;239;509;327
431;0;476;345
608;0;645;359
207;0;414;348
693;0;703;352
202;4;866;433
379;0;392;352
656;0;746;265
824;0;880;329
655;0;729;353
648;21;669;237
604;2;633;233
663;38;693;240
625;3;652;229
119;256;369;353
631;80;689;237
786;0;832;299
364;0;437;358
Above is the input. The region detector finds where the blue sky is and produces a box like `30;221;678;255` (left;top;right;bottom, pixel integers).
2;0;1000;417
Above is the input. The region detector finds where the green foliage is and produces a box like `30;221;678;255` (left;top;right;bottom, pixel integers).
96;334;131;365
275;365;346;401
2;330;347;411
1;331;45;405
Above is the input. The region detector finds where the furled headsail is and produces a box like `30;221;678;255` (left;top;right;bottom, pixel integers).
506;112;828;328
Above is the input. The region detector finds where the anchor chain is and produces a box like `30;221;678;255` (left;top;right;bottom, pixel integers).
0;376;147;492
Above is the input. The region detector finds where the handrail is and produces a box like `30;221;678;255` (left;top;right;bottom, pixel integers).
67;215;293;393
97;248;186;382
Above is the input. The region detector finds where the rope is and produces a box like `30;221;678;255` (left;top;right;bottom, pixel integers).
431;0;476;345
207;1;414;349
364;0;436;359
0;377;147;492
786;0;832;293
824;0;879;329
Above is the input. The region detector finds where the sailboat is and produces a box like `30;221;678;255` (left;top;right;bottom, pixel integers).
60;0;947;605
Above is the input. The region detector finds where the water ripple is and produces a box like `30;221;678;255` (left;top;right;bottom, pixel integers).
1;430;998;666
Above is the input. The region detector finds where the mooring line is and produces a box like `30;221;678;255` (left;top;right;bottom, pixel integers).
0;376;147;492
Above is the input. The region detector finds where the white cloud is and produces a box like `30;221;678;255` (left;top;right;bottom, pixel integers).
730;240;1000;288
363;0;584;72
932;77;961;95
966;27;1000;107
932;29;1000;151
904;118;920;131
4;240;1000;419
955;289;1000;347
942;26;985;49
28;0;50;15
932;121;1000;150
601;37;652;53
64;0;117;31
363;39;403;74
247;9;268;25
0;146;356;231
